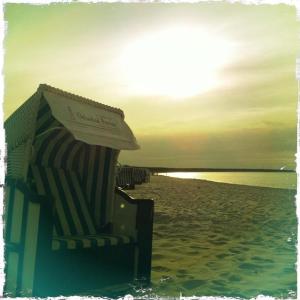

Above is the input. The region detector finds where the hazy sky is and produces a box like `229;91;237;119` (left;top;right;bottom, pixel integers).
4;3;298;169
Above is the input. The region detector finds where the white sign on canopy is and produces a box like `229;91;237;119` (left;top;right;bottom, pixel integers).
43;90;139;150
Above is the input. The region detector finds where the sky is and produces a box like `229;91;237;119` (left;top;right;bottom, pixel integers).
3;2;298;169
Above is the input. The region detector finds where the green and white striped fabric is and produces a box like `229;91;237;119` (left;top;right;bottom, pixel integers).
30;166;96;237
31;99;118;229
30;165;133;250
32;97;84;171
81;145;117;228
4;181;42;296
52;234;134;251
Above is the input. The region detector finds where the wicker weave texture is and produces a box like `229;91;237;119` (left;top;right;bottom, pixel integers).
7;141;32;179
5;93;40;152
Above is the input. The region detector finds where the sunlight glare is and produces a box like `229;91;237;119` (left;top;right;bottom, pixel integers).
119;26;236;99
159;172;201;179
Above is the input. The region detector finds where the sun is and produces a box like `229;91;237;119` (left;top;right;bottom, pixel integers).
119;25;236;99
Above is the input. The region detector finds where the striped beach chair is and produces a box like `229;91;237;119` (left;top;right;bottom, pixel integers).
116;166;135;189
116;166;151;189
4;84;154;296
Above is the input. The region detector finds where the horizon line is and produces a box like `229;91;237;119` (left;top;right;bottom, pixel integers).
126;166;296;173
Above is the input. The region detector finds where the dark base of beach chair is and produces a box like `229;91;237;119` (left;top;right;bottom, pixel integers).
33;244;135;297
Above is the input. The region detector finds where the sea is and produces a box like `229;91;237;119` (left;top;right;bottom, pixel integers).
158;171;297;190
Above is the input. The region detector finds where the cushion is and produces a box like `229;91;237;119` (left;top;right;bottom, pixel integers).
52;234;134;250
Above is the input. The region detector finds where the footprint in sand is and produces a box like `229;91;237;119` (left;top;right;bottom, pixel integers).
209;239;228;245
182;279;207;289
282;266;296;274
153;232;164;238
238;262;263;272
211;284;231;293
159;242;175;248
176;273;187;278
152;254;165;260
216;253;231;259
206;261;218;269
250;256;274;264
212;279;226;286
186;251;199;255
236;256;247;262
177;269;188;274
152;266;171;272
159;275;173;283
228;247;242;254
176;269;189;278
154;212;172;223
228;274;241;282
190;245;210;250
157;224;174;232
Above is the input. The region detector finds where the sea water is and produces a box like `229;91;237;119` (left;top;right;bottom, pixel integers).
158;172;297;190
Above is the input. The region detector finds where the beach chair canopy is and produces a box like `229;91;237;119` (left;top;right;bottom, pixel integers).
5;84;139;179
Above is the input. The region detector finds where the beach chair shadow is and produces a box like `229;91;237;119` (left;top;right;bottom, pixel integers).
3;84;154;297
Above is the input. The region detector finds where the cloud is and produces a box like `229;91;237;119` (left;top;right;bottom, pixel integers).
120;126;296;169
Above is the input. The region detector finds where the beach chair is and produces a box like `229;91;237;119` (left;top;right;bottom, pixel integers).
116;166;151;189
4;84;154;297
133;168;146;185
116;166;135;189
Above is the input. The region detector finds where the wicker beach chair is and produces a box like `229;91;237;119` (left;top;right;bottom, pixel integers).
116;166;135;189
4;84;154;297
116;166;151;189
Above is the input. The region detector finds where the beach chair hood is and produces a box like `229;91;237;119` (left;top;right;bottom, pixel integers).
41;86;139;151
6;84;139;151
5;84;139;178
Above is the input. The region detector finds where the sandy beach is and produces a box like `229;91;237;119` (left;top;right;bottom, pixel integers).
127;175;297;298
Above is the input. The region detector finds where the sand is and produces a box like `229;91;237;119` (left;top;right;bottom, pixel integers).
127;175;297;298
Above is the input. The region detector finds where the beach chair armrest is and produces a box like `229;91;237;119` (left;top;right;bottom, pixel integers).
113;188;154;237
112;188;139;238
113;188;154;282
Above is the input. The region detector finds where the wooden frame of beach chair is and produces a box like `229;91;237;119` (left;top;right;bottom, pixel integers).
4;84;154;297
4;178;53;297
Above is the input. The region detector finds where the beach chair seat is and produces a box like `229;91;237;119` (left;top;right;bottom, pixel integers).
52;234;134;250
